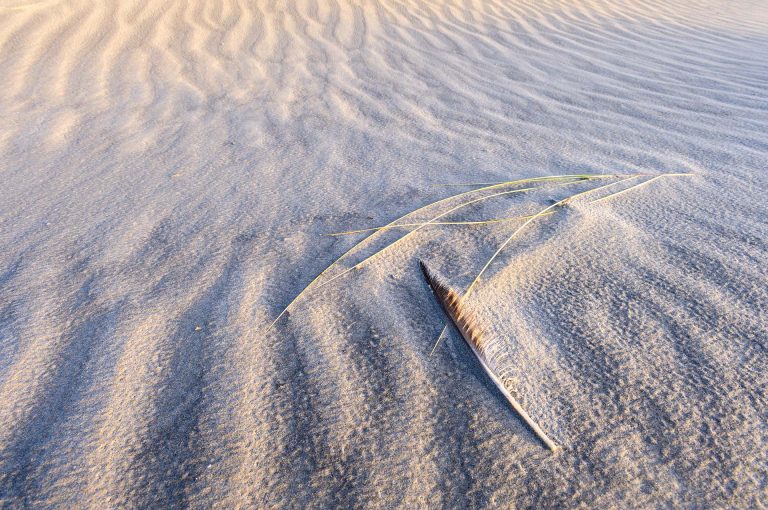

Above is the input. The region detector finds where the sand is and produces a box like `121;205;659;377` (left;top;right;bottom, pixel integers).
0;0;767;507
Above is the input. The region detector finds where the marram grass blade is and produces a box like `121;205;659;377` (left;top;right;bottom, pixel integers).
431;173;615;187
420;261;559;452
261;175;597;334
324;212;557;236
262;174;625;335
591;173;693;204
429;176;638;355
314;186;538;291
428;173;691;355
315;175;622;291
463;177;638;299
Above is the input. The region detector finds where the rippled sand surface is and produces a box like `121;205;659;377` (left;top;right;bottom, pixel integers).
1;0;767;507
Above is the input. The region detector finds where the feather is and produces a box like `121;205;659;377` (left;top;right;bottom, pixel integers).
420;261;559;452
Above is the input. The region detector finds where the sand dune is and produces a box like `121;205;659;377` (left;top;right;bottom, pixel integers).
1;0;767;507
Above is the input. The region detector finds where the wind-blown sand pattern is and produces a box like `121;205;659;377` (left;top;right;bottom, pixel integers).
1;0;767;507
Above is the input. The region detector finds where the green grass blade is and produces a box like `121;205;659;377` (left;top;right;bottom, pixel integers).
262;174;627;335
591;173;693;204
428;177;637;355
324;212;558;236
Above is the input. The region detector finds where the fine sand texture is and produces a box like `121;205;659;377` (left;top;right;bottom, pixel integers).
1;0;767;508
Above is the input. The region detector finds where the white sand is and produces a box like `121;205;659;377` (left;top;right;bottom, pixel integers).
1;0;767;507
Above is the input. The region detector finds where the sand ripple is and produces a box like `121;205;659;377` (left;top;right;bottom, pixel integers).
1;0;767;507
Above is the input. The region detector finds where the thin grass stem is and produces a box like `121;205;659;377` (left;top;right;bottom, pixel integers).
431;174;615;187
262;175;598;334
314;187;537;290
591;173;693;204
315;176;628;290
428;177;637;355
324;212;557;236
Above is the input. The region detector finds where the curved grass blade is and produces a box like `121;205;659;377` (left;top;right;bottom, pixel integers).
313;187;537;291
324;212;557;236
428;177;637;355
430;174;613;188
263;174;618;334
591;173;693;204
314;176;624;291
